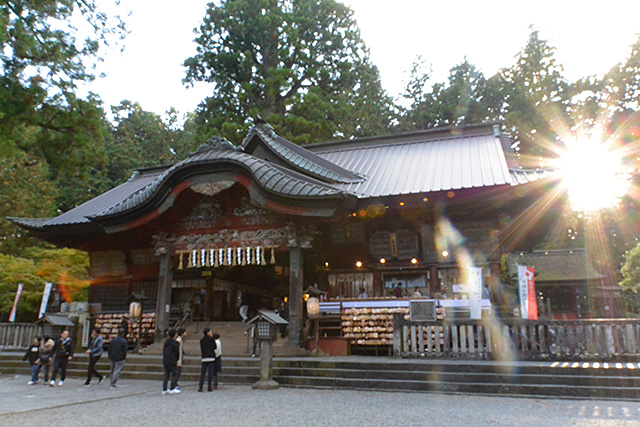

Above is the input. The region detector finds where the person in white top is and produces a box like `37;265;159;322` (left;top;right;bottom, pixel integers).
213;333;222;389
412;287;422;298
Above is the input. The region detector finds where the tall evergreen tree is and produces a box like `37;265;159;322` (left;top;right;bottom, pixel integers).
183;0;394;144
498;28;570;163
400;58;494;130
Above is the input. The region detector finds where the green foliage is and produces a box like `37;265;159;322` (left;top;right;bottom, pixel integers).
0;247;89;322
184;0;395;144
498;28;570;162
0;151;58;255
620;241;640;293
400;58;495;130
103;101;196;186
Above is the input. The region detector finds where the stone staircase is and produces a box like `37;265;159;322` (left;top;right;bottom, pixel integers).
2;352;640;400
141;321;302;357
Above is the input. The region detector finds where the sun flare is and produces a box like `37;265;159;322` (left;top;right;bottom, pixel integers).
556;138;631;212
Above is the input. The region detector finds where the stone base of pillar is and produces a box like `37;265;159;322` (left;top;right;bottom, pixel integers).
252;379;280;390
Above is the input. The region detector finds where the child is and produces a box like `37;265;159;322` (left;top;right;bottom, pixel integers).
23;336;41;384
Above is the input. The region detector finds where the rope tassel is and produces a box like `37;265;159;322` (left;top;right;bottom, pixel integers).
270;246;276;264
178;252;184;270
259;246;266;265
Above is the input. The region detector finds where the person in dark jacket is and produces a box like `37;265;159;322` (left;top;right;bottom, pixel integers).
108;328;128;388
50;330;73;387
198;328;217;392
84;327;104;385
23;336;41;384
162;329;180;394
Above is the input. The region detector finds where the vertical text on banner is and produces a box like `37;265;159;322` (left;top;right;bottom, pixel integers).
518;265;538;320
468;267;483;319
9;283;24;322
39;282;53;319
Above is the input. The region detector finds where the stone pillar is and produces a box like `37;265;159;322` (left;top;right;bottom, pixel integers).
252;339;278;390
155;250;173;341
288;246;303;348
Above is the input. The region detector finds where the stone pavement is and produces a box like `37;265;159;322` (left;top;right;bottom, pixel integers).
1;374;640;427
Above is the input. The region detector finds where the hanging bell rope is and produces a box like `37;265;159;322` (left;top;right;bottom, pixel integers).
270;246;276;264
178;252;184;270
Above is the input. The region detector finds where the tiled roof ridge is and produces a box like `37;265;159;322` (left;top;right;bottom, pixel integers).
307;123;501;151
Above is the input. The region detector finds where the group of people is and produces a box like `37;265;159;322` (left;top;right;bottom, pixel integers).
23;328;128;388
161;327;222;395
25;325;224;394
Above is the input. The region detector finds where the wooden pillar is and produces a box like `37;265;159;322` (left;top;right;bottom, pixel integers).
155;250;173;340
430;266;439;298
288;246;303;348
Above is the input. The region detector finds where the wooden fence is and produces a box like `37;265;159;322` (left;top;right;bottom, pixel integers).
0;323;43;350
393;314;640;360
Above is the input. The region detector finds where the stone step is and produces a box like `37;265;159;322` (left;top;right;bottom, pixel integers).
3;352;640;400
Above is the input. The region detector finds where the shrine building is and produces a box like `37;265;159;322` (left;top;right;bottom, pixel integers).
10;122;560;347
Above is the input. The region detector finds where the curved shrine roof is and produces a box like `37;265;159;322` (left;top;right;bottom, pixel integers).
9;123;555;232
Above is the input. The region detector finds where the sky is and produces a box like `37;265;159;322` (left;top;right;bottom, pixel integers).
82;0;640;122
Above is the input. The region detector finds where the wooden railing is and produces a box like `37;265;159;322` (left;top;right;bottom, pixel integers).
392;314;640;360
0;323;43;350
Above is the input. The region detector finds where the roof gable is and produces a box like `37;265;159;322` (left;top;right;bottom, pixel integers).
242;124;363;184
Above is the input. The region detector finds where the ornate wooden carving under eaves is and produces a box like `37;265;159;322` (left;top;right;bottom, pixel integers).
152;232;173;256
171;228;290;251
180;197;224;224
233;197;270;218
285;223;318;249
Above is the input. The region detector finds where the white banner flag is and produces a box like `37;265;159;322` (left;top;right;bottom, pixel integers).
9;283;24;322
39;282;53;319
468;267;483;320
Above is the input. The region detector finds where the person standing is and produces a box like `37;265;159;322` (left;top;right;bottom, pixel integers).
108;328;128;388
39;335;54;383
198;328;216;392
50;330;73;387
23;337;41;384
393;283;404;298
213;332;222;390
84;327;104;385
162;329;180;394
175;328;186;391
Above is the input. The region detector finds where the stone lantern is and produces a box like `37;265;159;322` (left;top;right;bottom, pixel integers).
247;310;288;390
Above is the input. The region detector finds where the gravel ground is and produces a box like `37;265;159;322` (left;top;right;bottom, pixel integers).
1;374;640;426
